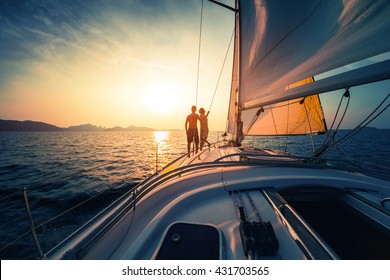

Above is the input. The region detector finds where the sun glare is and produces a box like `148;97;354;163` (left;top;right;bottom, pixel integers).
153;130;169;144
143;83;178;114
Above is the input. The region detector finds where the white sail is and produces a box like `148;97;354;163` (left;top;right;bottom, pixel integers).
227;7;240;136
228;0;390;137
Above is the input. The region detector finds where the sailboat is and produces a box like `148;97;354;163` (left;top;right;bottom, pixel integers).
46;0;390;260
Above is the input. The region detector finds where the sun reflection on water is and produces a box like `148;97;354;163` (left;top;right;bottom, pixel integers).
153;130;169;144
153;130;170;171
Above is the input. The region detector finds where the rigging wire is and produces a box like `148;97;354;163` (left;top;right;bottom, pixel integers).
335;142;390;175
334;88;350;132
0;189;20;203
0;156;137;252
321;88;350;147
194;2;234;143
314;88;351;156
302;98;316;153
243;107;264;136
318;91;389;155
208;28;235;112
195;0;204;107
0;176;136;254
190;0;204;156
284;100;290;151
330;99;389;150
335;145;363;169
107;188;138;259
3;157;134;194
241;99;304;149
269;106;282;151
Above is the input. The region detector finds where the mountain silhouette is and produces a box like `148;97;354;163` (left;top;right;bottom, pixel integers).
0;119;155;131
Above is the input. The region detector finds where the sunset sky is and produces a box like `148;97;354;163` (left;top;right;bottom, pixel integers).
1;0;389;130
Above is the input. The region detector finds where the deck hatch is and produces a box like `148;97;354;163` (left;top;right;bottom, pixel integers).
155;222;220;260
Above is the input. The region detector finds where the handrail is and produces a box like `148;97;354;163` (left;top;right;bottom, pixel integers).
46;186;138;259
163;143;389;178
261;190;315;260
46;153;325;259
47;149;275;259
262;190;338;260
44;145;390;259
282;203;339;260
46;161;239;258
212;151;390;178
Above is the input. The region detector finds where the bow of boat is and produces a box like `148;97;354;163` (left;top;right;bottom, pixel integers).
47;144;390;260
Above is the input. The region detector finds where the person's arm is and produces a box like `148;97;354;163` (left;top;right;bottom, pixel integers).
185;117;188;132
206;111;210;117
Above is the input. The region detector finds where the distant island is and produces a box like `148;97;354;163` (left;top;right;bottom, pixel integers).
0;119;155;132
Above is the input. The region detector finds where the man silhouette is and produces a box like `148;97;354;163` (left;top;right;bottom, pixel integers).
185;105;199;157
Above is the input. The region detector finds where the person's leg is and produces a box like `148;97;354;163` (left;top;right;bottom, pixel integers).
187;131;193;157
200;137;204;150
195;130;199;154
204;132;210;147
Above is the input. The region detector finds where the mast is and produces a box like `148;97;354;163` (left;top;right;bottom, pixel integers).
207;0;242;145
233;0;243;146
208;0;236;12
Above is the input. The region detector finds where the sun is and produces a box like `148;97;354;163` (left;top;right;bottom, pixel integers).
143;83;178;113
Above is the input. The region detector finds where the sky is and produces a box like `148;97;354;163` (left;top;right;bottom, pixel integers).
0;0;389;130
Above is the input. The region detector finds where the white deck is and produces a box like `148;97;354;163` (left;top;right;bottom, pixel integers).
48;146;390;260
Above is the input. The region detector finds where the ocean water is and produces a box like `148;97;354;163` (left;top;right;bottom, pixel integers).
0;129;389;259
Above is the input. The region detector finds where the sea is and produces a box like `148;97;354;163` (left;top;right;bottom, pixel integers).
1;129;390;260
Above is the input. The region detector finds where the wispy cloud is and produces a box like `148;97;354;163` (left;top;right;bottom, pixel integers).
0;0;235;129
0;0;202;84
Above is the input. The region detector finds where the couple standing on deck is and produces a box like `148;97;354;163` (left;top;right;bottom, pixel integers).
185;105;210;157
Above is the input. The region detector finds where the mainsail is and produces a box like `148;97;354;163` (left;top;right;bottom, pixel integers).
228;0;390;140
